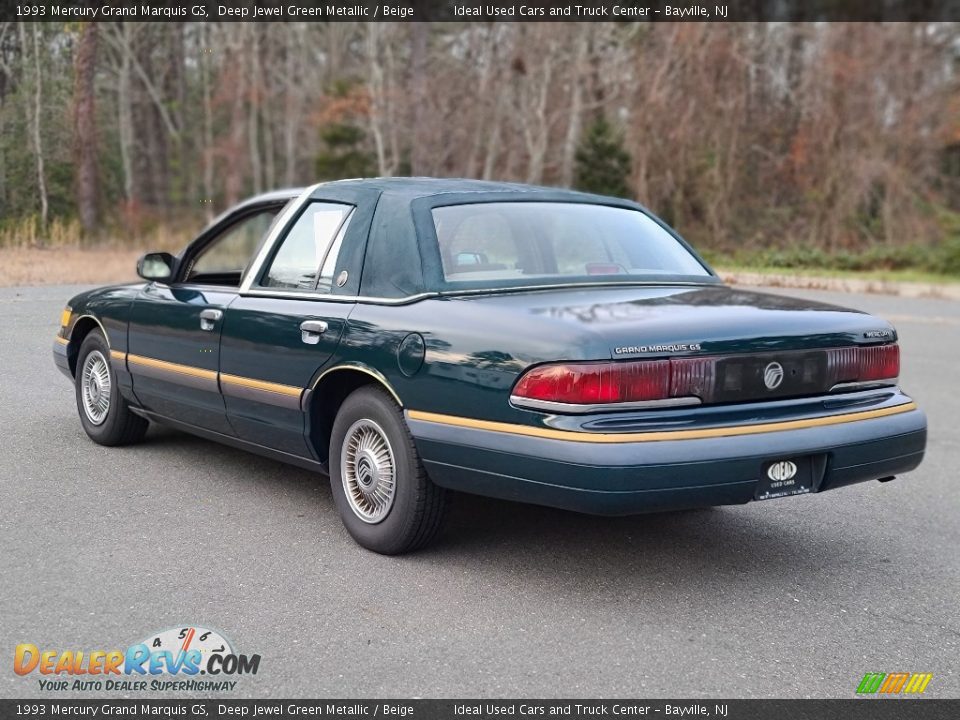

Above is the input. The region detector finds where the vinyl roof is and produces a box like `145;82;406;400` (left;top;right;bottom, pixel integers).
311;176;613;201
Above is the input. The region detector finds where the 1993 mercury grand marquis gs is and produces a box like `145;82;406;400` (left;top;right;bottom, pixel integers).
53;178;927;553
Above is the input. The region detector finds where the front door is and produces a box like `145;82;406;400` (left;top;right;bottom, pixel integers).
219;187;379;459
127;206;283;435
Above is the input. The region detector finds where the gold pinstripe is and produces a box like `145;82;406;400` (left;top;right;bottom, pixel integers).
220;373;302;397
406;402;919;444
113;352;918;441
126;353;217;381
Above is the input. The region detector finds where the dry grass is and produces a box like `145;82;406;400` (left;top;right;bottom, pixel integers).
0;219;192;287
0;214;196;287
0;246;142;287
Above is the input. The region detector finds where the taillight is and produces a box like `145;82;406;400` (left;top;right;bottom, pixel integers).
513;343;900;409
512;360;671;405
858;344;900;381
668;356;717;400
826;344;899;385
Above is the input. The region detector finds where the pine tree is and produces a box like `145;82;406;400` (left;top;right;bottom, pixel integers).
315;123;375;181
573;115;632;198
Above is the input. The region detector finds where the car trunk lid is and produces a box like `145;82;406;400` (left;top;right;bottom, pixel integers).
455;284;898;405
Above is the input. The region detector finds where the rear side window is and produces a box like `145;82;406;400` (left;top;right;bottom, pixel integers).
432;202;709;287
261;202;353;290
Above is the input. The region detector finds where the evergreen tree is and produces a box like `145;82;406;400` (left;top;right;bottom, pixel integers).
573;115;632;198
315;123;376;181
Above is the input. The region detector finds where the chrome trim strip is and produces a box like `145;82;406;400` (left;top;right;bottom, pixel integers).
237;186;715;305
830;380;899;393
72;313;111;347
238;183;323;293
509;395;702;414
437;280;720;298
239;288;439;306
312;363;403;407
239;282;716;306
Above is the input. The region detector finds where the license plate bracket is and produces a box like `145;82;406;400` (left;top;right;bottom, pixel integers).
755;455;824;501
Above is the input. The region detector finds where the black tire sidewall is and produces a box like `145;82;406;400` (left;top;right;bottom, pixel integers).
75;331;126;443
329;388;425;554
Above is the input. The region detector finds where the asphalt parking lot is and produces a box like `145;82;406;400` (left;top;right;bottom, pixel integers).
1;283;956;699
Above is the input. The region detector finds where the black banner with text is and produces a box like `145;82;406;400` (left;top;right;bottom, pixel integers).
2;0;960;23
1;700;958;720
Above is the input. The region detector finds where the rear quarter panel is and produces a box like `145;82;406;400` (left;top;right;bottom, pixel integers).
339;298;608;425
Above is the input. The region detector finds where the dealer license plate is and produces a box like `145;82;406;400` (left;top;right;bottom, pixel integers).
755;456;817;500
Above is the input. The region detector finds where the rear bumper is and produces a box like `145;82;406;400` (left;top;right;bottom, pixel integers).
407;391;927;515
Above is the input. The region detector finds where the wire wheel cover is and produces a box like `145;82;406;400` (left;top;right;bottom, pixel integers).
81;350;112;425
341;419;397;523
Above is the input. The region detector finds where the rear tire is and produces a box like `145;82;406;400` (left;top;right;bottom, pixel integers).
329;386;448;554
75;330;148;446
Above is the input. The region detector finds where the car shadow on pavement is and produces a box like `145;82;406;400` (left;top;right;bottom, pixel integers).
437;492;843;584
140;424;860;596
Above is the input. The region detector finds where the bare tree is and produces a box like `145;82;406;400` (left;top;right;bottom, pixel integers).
73;22;99;233
0;20;956;260
19;22;48;229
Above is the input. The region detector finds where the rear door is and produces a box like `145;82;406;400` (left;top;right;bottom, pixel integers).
126;205;284;435
219;186;380;459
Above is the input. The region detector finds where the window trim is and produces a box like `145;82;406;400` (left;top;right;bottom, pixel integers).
239;185;321;293
409;193;720;294
255;200;356;293
176;203;290;286
425;199;716;290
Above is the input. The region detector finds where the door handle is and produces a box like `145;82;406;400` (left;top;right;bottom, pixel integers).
300;320;328;345
199;308;223;331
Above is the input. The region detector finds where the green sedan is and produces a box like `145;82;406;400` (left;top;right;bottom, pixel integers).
53;179;926;554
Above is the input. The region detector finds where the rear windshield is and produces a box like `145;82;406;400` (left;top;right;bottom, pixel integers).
431;202;710;289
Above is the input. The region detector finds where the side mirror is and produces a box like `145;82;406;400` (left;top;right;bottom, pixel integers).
136;252;177;282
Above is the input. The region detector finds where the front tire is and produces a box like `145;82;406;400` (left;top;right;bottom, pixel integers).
75;330;148;446
329;386;448;554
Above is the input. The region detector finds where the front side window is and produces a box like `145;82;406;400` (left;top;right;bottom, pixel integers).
261;202;353;290
187;209;279;284
432;202;710;288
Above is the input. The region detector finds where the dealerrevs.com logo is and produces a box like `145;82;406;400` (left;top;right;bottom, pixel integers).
14;625;260;692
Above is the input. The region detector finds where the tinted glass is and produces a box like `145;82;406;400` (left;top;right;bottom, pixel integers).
189;210;278;281
432;203;709;287
315;215;352;293
262;202;352;290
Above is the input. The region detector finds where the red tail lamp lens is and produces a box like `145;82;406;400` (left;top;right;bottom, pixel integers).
514;344;899;407
826;344;899;384
858;344;900;381
512;360;671;404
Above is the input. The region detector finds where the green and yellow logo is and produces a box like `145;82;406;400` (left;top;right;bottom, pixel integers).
856;672;933;695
